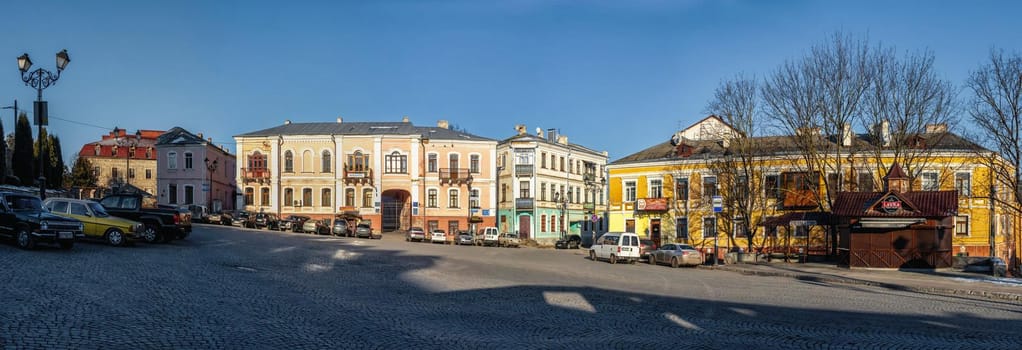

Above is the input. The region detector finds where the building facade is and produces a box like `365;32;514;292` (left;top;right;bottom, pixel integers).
497;126;609;245
155;127;237;212
77;129;163;198
608;116;1016;265
233;117;498;233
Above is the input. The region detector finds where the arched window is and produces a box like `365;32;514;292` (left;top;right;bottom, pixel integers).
449;153;460;170
302;188;312;206
348;151;368;171
283;151;294;173
322;150;332;173
244;188;253;205
362;188;373;208
427;189;438;208
248;151;265;170
260;188;270;206
321;188;331;207
345;188;355;206
168;152;178;169
284;188;294;207
448;189;459;208
385;151;407;174
302;150;313;173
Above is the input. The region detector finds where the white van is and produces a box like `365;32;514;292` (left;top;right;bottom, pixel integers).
479;227;500;246
589;232;641;264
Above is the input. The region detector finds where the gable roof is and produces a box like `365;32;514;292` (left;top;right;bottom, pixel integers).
499;133;605;158
832;190;958;218
235;121;494;142
156;127;206;146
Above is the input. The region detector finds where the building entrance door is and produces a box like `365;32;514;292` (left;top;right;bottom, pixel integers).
518;215;531;239
650;219;662;248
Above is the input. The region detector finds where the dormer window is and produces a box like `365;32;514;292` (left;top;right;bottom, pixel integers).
675;143;693;157
94;144;101;156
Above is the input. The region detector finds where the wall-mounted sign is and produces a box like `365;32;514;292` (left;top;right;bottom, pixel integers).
636;198;668;211
880;196;902;214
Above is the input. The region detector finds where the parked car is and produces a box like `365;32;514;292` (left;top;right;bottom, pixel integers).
555;234;582;249
430;229;447;244
0;192;84;250
281;215;311;232
457;231;474;245
100;193;191;243
248;212;280;230
355;221;378;239
206;211;222;225
406;226;426;242
44;198;144;247
302;219;331;235
332;219;350;236
639;239;657;260
589;232;640;264
182;204;209;223
498;232;521;248
232;211;250;227
216;211;234;226
479;227;500;246
648;244;703;268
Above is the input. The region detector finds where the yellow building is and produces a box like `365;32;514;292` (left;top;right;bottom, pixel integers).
233;117;498;233
608;116;1016;263
77;129;163;197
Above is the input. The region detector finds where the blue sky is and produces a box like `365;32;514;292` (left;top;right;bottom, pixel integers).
1;0;1020;165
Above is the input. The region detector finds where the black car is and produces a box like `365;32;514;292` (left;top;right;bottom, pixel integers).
555;234;582;249
0;192;84;250
281;215;311;232
247;212;280;230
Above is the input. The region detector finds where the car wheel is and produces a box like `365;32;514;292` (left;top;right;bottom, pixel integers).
141;224;160;244
106;229;125;247
648;255;656;266
59;241;74;250
671;257;680;268
16;228;35;250
590;250;597;261
609;254;618;264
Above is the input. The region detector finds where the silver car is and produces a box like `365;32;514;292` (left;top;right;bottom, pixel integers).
456;232;474;245
648;244;703;268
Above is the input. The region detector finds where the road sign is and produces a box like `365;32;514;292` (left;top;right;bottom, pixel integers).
712;195;723;213
202;183;210;192
591;214;599;223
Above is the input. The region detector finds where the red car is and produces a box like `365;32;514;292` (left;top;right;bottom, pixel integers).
639;239;657;260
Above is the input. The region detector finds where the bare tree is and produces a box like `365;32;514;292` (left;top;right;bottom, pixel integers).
706;74;772;253
967;49;1022;215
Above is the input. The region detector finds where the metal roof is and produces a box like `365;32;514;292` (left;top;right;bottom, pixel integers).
234;121;494;142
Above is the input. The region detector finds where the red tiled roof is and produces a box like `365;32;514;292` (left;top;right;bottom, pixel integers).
885;163;908;179
832;190;957;217
77;129;164;160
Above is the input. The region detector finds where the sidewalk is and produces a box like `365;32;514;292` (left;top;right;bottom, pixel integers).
701;262;1022;303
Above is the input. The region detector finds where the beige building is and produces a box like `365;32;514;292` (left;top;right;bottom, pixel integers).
77;129;163;198
234;117;498;233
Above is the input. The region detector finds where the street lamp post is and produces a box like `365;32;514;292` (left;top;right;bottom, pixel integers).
113;127;141;188
205;157;219;212
18;50;70;200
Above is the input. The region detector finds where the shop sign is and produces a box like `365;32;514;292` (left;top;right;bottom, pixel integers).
880;196;902;213
636;198;668;211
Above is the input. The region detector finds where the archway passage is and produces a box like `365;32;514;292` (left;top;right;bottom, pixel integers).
381;189;411;232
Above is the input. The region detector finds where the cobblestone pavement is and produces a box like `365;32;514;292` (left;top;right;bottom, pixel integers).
2;226;1021;349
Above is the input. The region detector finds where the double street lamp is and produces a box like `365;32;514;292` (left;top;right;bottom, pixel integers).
112;127;142;188
205;157;219;211
18;50;71;200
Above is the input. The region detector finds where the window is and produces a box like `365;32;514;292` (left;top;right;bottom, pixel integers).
184;152;193;169
128;168;135;179
540;152;547;169
427;189;438;208
362;189;373;208
470;154;480;173
520;181;530;198
921;172;939;191
169;184;178;204
737;175;749;199
676;218;688;240
649;179;663;198
559;156;565;172
501;184;507;202
303;188;313;207
345;188;355;206
243;187;253;205
470;189;480;208
827;173;840;195
793;225;808;238
302;150;313;173
955;173;971;196
858;172;874;192
676;177;689;200
550;185;557;202
70;203;89;216
322;151;332;173
734;217;747;238
284;188;294;206
702;176;717;198
385;151;408;174
624;181;636;202
567;187;573;204
284;151;294;173
427;154;437;173
146;148;153;159
348;151;368;171
540;215;547;233
448;189;459;208
540;183;547;201
625;219;635;233
248;151;265;170
321;188;331;207
955;216;969;237
145;169;152;179
184;185;194;204
93;166;100;177
261;188;270;206
168;152;178;169
111;167;120;180
50;200;69;214
427;220;439;232
765;174;779;198
702;217;715;239
449;154;459;170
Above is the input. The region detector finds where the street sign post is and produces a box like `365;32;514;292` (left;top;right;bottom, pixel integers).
712;195;723;213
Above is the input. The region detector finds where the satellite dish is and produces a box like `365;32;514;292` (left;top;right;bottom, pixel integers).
670;132;683;146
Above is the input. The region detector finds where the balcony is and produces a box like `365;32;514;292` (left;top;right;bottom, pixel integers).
515;164;534;177
583;173;596;183
515;198;534;209
343;168;373;185
241;168;270;183
440;168;472;185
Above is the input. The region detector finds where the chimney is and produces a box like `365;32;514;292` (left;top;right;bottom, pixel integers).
402;116;410;123
284;119;292;125
547;128;557;142
207;137;213;143
197;132;203;139
925;123;947;133
881;120;890;147
842;123;853;147
536;127;544;138
336;116;343;123
515;124;526;135
557;135;568;145
437;120;449;129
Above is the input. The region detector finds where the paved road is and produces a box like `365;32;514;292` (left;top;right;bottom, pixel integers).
2;225;1021;349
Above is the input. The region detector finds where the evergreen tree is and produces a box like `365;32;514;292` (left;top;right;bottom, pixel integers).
49;135;64;189
12;114;34;186
67;156;97;188
0;119;6;183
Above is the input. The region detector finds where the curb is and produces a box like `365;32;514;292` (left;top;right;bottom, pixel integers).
705;265;1022;303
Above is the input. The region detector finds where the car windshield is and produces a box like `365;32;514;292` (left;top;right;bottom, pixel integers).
6;196;42;211
87;202;111;217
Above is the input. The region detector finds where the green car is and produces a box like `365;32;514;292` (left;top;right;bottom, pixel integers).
44;198;145;247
